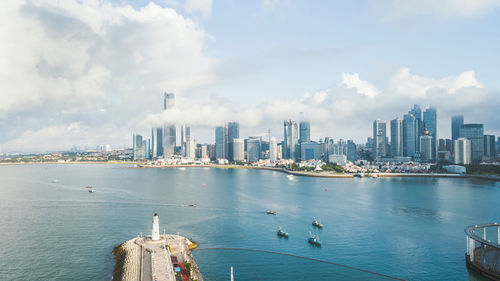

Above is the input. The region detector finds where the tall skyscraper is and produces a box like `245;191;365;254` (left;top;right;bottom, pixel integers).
227;122;240;161
300;141;320;160
283;120;298;160
372;120;387;158
151;127;163;158
233;138;245;162
484;135;496;161
180;125;190;157
133;133;144;160
423;107;437;160
420;129;433;162
410;104;423;147
390;118;403;157
460;124;484;163
185;139;196;159
451;115;464;141
247;136;262;162
215;126;227;159
454;138;471;165
269;137;278;162
299;121;311;144
164;92;175;110
403;113;418;158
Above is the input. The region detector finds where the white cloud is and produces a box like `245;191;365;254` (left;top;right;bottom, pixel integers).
341;73;380;98
261;0;291;13
183;0;213;17
373;0;500;22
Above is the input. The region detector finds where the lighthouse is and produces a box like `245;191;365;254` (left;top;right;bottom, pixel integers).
152;213;160;241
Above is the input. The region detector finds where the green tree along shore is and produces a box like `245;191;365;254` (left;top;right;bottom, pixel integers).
289;163;345;173
464;164;500;175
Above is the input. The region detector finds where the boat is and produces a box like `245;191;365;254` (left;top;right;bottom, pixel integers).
51;179;60;183
354;173;364;178
188;204;197;207
85;185;93;189
308;232;321;246
266;210;277;215
88;189;95;193
369;174;378;178
312;217;323;228
287;174;294;179
277;226;289;238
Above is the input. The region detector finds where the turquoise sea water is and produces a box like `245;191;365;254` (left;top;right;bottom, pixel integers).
0;164;499;280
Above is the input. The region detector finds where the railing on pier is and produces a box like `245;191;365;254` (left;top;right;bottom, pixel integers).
465;223;500;280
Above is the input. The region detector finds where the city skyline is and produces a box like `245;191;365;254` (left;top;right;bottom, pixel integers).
2;0;500;153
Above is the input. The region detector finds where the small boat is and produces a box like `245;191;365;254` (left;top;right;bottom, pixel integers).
312;217;323;228
88;189;95;193
266;210;277;215
277;226;289;238
354;173;364;178
188;204;197;207
85;185;93;189
308;232;321;246
287;174;294;179
51;179;60;183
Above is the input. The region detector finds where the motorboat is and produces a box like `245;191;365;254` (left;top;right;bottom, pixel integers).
312;217;323;228
188;204;197;207
354;173;364;178
51;179;60;183
88;189;95;193
277;226;289;238
85;185;93;189
266;210;277;215
308;232;321;246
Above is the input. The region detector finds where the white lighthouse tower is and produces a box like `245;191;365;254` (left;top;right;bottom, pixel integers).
152;213;160;241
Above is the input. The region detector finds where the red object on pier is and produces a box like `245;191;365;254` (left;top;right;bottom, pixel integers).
179;262;189;281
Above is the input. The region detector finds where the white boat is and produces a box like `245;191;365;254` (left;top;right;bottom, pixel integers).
287;174;294;179
88;189;95;193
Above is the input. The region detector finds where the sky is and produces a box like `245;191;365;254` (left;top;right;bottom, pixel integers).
1;0;500;153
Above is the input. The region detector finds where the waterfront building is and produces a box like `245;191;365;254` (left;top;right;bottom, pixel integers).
403;113;418;158
283;120;299;160
300;141;320;160
451;115;464;141
227;122;239;161
390;118;404;157
269;137;278;162
454;138;471;165
162;124;176;158
277;144;283;160
423;107;437;160
328;154;347;165
180;125;190;157
185;139;196;159
247;137;262;162
215;126;227;160
410;105;423;146
151;128;163;158
460;124;484;163
420;129;433;162
133;133;144;160
497;137;500;157
299;121;311;144
373;120;387;158
484;135;496;161
233;138;245;162
207;144;216;160
347;140;358;162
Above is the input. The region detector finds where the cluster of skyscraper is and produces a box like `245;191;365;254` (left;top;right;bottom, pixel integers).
133;93;196;160
372;105;496;164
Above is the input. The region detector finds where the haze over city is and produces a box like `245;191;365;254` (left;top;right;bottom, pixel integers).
2;0;500;153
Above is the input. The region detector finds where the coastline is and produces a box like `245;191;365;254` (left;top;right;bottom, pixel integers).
1;161;498;181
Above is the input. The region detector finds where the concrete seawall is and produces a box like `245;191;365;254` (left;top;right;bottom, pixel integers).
112;238;142;281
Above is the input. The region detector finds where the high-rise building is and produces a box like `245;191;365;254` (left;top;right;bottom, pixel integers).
300;141;320;160
164;92;175;110
410;104;423;147
133;134;144;160
420;129;433;162
373;120;387;158
390;118;403;157
233;138;245;162
460;124;484;163
215;126;227;160
247;137;262;162
423;107;437;160
185;139;196;159
454;138;471;165
451;115;464;141
403;113;418;158
347;140;358;162
152;127;163;158
299;121;311;144
484;135;496;161
180;125;190;157
269;137;278;162
227;122;240;161
283;120;298;160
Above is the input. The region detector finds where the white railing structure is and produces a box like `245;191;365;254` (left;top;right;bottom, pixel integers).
465;223;500;280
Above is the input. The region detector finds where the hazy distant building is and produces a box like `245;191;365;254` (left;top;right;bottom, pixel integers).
373;120;387;158
454;138;471;165
185;139;196;159
299;121;311;144
300;141;320;161
420;129;433;162
247;137;262;162
180;125;190;157
215;126;227;160
460;124;484;163
233;138;245;162
269;137;278;162
347;140;358;162
423;107;437;160
227;122;239;161
151;127;163;158
164;92;175;110
283;120;298;160
328;154;347;166
403;113;418;158
162;92;176;158
390;118;403;157
451;115;464;141
133;133;144;160
484;135;496;161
